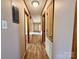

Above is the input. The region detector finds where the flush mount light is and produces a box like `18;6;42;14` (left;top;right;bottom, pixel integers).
12;2;16;7
32;0;39;7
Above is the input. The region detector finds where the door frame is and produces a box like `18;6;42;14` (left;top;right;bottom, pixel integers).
24;9;29;50
42;13;45;43
71;0;77;59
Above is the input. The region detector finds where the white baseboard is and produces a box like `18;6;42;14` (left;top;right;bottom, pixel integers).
45;37;53;59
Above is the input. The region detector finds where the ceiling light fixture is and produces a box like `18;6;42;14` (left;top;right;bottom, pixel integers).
32;0;39;7
12;2;16;7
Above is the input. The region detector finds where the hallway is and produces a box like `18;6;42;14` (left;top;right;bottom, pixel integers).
24;35;49;59
23;0;53;59
1;0;77;59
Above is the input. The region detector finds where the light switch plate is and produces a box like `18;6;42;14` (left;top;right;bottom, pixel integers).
1;20;8;29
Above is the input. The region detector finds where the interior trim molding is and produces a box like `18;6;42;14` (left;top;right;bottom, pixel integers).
23;0;31;17
41;0;48;15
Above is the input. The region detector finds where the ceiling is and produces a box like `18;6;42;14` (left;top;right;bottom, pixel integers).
24;0;47;16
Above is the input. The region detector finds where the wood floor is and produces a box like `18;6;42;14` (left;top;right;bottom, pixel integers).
24;35;49;59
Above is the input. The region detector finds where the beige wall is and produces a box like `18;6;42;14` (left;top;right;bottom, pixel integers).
12;0;30;59
53;0;75;59
1;0;29;59
1;0;20;59
44;0;76;59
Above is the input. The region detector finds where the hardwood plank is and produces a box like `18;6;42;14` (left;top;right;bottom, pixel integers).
24;35;49;59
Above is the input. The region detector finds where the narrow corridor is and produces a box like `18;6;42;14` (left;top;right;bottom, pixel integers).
1;0;77;59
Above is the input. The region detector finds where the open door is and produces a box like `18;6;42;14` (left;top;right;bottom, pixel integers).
24;9;29;50
42;14;45;43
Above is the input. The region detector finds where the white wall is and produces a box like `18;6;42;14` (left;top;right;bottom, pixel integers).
45;0;76;59
1;0;20;59
1;0;29;59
